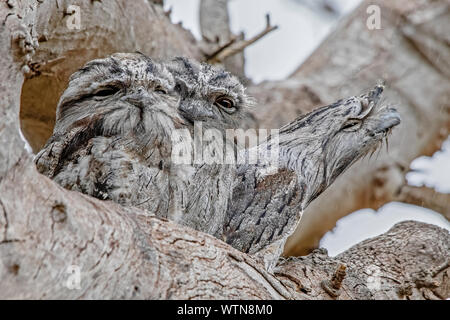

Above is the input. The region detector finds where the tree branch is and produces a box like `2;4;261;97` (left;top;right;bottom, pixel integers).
0;159;448;299
207;14;278;64
396;185;450;221
199;0;232;44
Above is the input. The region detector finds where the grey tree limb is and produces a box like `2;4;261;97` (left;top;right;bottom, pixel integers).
396;185;450;221
0;158;448;299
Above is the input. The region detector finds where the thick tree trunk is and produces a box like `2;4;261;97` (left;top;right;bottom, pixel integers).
1;159;448;299
1;0;448;299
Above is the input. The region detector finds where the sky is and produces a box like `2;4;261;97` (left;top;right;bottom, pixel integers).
323;135;450;256
165;0;362;82
164;0;450;256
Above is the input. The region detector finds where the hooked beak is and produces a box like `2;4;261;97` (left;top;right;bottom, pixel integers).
356;83;385;119
358;83;401;131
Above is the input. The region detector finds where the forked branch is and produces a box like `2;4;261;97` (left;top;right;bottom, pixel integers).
206;14;278;63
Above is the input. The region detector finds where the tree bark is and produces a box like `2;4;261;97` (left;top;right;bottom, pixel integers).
1;159;448;299
396;185;450;221
1;0;449;299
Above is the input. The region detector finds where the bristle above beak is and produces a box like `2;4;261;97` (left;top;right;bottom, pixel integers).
367;82;385;105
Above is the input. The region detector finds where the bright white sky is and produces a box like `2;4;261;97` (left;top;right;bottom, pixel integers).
165;0;450;255
164;0;362;82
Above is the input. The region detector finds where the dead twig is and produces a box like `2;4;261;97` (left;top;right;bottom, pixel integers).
206;14;278;64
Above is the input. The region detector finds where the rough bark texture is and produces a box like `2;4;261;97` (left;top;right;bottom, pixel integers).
1;159;448;299
1;0;449;299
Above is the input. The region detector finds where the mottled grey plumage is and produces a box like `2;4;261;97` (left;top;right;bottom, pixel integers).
35;53;249;235
166;57;252;130
220;84;400;270
36;53;400;272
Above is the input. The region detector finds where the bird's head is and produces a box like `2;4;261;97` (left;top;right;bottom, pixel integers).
54;52;180;138
278;84;401;204
166;57;254;132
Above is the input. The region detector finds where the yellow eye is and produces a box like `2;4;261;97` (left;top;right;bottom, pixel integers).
215;96;235;109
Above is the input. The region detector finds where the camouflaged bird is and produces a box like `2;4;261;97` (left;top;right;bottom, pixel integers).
35;53;400;270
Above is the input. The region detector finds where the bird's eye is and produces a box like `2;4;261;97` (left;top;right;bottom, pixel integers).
342;119;361;132
155;85;168;94
215;96;235;110
95;86;120;97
